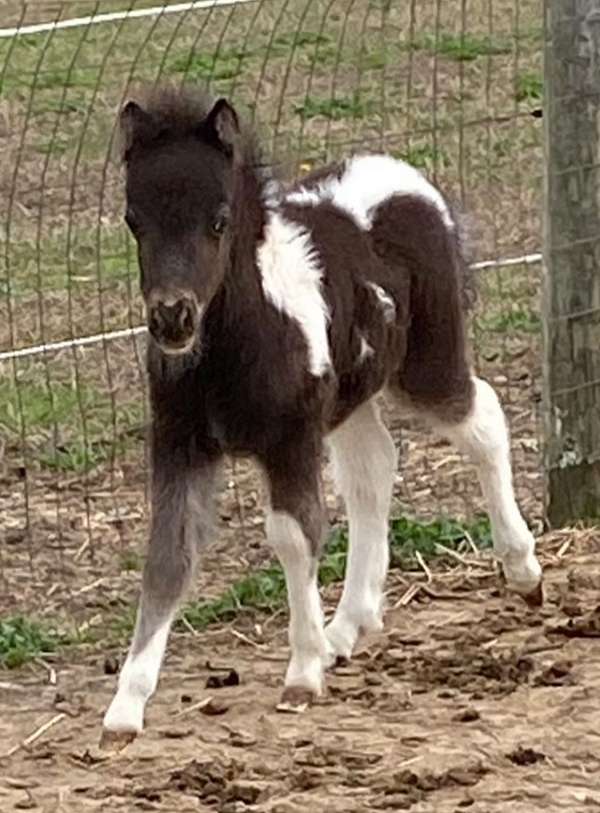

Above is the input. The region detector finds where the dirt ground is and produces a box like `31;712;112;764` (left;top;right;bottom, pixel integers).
3;530;600;813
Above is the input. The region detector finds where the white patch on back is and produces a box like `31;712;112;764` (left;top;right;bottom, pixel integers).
285;154;454;231
367;282;396;324
257;213;331;376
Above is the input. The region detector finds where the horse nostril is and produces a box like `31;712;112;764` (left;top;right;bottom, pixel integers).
179;302;196;333
149;309;163;337
149;296;198;347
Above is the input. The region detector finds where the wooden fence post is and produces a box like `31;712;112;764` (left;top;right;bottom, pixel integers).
543;0;600;525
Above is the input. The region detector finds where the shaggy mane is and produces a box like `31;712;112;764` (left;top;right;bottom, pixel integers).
118;83;268;177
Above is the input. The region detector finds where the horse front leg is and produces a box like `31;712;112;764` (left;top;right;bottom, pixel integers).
263;438;332;710
101;447;220;746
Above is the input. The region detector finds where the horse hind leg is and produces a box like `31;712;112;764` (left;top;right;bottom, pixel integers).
325;398;397;661
375;193;541;602
416;376;543;604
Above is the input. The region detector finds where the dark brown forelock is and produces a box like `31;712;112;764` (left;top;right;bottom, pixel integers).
118;84;215;159
118;83;265;175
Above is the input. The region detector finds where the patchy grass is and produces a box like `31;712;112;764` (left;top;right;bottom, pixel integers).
119;549;143;572
37;439;117;473
2;515;493;664
515;71;543;103
169;49;247;82
411;32;513;62
168;31;337;82
475;263;541;341
478;307;541;335
0;379;92;435
294;93;377;121
1;225;133;298
0;376;144;473
181;515;492;631
269;31;334;55
0;616;68;669
34;136;71;157
394;144;450;172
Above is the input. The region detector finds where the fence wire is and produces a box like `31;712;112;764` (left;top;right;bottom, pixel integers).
0;0;545;612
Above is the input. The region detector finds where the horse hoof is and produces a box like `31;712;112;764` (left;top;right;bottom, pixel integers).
99;728;138;752
521;580;544;608
276;686;315;714
333;654;350;668
498;568;544;608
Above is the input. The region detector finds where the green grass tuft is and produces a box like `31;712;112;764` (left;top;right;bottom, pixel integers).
0;376;144;473
0;616;67;669
294;93;377;121
388;515;491;567
412;32;512;62
34;137;71;157
515;71;543;103
0;380;88;435
169;50;247;82
168;32;337;82
180;516;491;632
394;144;450;172
119;550;143;572
478;307;541;335
1;224;133;298
37;439;118;473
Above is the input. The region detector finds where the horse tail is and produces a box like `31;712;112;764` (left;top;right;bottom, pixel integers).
369;192;474;412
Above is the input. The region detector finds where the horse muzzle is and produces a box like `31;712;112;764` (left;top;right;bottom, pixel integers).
147;291;202;355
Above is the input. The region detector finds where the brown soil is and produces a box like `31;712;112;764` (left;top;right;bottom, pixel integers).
2;531;600;812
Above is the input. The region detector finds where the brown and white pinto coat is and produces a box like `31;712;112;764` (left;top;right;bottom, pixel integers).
102;87;542;744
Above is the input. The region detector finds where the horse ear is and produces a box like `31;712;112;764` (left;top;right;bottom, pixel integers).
119;100;154;159
203;98;240;156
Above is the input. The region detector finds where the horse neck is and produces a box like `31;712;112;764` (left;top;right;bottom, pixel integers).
222;159;268;304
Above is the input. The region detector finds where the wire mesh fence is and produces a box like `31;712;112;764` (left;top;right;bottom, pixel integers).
0;0;546;610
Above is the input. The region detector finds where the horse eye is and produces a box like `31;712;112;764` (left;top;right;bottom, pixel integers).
211;206;230;237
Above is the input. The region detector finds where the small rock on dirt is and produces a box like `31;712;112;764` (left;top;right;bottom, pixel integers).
160;727;192;739
507;745;546;766
103;656;120;675
452;708;480;723
549;606;600;638
6;529;26;545
70;749;110;766
133;787;162;802
224;780;263;804
206;669;240;689
533;660;574;687
201;698;229;715
168;758;232;798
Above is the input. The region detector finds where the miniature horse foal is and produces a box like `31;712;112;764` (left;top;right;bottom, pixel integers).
102;87;542;745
